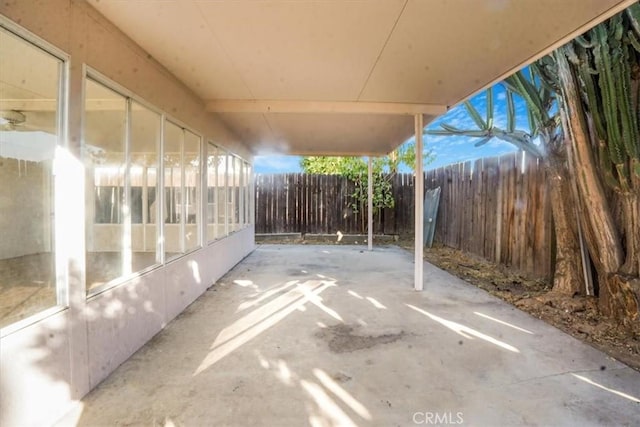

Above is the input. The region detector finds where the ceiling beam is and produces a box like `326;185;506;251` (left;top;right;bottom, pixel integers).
206;99;447;116
1;99;57;111
1;99;125;111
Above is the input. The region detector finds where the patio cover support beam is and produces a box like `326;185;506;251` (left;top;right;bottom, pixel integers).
414;114;424;291
368;156;373;251
206;100;447;116
1;98;130;111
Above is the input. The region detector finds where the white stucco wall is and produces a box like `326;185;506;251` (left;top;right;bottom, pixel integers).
0;228;254;427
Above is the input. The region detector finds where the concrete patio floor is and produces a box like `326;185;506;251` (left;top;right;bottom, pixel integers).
58;245;640;426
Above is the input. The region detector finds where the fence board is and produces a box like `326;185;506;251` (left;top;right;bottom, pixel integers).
255;151;553;279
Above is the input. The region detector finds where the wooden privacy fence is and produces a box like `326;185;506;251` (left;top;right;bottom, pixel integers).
254;173;415;235
254;151;554;279
425;152;553;279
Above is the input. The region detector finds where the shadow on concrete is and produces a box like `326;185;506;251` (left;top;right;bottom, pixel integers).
56;244;640;426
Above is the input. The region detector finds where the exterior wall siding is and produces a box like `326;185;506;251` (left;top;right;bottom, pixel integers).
0;1;255;425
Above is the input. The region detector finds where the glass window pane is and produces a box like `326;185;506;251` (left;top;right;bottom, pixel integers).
227;154;235;233
130;102;160;271
164;121;183;259
249;163;254;224
245;161;251;226
0;28;62;327
184;130;200;251
234;156;241;231
206;143;218;242
238;160;245;228
84;79;127;292
219;152;228;237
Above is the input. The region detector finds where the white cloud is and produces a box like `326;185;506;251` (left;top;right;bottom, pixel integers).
425;134;450;144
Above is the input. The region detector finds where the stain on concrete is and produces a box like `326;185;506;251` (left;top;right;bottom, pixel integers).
315;324;405;353
286;269;307;277
300;263;324;270
332;371;352;383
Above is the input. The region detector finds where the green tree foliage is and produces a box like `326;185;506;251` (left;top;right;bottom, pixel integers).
300;156;393;217
300;144;433;231
424;4;640;320
388;142;433;172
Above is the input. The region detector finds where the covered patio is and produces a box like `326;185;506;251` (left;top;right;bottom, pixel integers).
2;1;640;426
58;245;640;426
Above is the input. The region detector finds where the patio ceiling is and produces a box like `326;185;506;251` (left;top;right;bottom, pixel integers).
88;0;634;156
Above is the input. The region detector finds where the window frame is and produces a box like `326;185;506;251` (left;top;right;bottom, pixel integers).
0;17;70;336
161;117;204;261
84;69;165;296
206;142;223;243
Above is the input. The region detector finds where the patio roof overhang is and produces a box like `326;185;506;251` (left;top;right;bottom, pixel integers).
88;0;635;156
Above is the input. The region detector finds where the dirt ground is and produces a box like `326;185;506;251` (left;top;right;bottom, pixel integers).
401;241;640;372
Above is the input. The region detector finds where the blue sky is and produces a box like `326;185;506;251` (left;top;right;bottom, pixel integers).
254;83;531;173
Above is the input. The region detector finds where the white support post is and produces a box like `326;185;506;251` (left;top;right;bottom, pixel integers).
414;114;424;291
368;156;373;251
